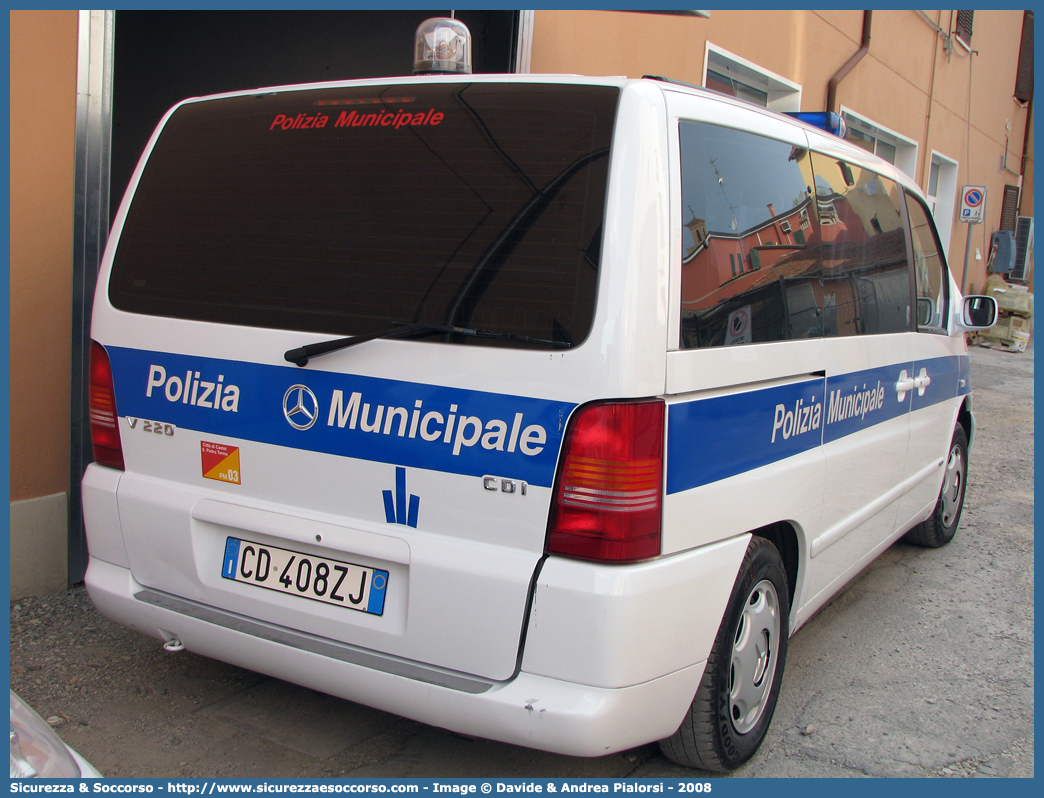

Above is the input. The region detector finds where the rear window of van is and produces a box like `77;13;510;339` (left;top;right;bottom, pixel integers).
108;83;619;349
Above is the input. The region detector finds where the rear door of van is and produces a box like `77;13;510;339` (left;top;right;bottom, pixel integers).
91;78;632;682
660;93;923;615
661;93;833;565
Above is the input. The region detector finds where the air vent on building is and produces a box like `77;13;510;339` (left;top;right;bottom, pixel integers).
1010;216;1034;283
1000;185;1021;232
1015;11;1034;104
955;10;974;48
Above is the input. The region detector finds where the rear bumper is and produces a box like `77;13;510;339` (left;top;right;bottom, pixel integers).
85;557;705;757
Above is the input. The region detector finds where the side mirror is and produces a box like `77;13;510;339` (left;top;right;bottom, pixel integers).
960;295;998;331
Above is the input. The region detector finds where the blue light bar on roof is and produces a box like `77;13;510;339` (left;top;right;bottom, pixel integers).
784;111;848;139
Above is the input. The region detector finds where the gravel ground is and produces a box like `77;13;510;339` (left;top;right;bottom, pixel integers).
9;340;1034;779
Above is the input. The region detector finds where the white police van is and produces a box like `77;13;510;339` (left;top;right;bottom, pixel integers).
83;20;997;771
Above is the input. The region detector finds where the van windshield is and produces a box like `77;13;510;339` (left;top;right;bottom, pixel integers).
108;82;619;349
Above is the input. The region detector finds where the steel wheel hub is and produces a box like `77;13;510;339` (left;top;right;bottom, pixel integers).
729;579;780;734
940;442;966;528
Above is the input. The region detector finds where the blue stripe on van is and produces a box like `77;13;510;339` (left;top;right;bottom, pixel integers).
106;347;576;488
914;353;966;411
108;347;967;495
667;355;967;494
667;378;825;495
821;362;913;444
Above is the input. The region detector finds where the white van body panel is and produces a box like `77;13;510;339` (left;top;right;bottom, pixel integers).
86;77;676;683
521;534;750;688
83;73;978;759
85;559;703;758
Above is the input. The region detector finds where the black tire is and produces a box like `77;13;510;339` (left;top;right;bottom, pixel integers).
903;425;969;548
659;536;790;771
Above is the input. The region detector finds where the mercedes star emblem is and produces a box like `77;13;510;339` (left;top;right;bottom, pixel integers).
283;384;319;430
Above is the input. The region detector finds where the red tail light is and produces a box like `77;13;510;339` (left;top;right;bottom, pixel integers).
88;341;125;470
547;400;665;563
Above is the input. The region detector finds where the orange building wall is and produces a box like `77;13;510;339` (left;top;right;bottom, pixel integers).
9;10;78;501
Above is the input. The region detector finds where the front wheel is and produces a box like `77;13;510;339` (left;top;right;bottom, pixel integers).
659;536;790;771
904;425;968;548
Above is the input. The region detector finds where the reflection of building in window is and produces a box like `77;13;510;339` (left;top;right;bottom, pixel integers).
681;227;910;347
780;212;808;236
682;157;912;347
818;200;840;225
682;194;815;302
678;121;823;348
684;216;708;257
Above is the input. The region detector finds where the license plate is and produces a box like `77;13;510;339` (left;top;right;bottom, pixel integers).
221;537;388;616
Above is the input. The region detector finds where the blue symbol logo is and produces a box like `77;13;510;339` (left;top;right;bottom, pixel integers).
221;537;241;579
965;189;983;207
383;467;420;528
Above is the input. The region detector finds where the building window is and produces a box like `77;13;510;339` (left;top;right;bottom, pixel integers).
703;44;801;112
706;68;767;106
840;108;918;177
926;151;958;255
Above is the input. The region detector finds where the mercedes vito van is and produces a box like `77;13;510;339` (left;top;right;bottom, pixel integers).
82;69;996;770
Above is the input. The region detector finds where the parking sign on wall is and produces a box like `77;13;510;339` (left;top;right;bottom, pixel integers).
960;185;987;224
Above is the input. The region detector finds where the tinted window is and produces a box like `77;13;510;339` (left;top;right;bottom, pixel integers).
679;122;821;347
109;83;618;348
905;192;949;332
809;153;911;336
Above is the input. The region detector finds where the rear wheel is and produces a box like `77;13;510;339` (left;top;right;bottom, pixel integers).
904;425;968;548
659;536;789;771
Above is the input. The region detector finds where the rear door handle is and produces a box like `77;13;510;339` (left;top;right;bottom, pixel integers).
914;367;931;396
895;370;915;402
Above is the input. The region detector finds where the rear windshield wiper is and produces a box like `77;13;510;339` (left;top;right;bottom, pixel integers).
285;322;570;366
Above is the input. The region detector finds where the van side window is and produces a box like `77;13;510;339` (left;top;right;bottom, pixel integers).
904;193;950;332
808;154;912;336
679;122;819;348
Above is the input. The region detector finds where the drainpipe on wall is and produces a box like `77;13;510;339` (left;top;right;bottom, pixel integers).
1020;96;1033;183
827;11;873;113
